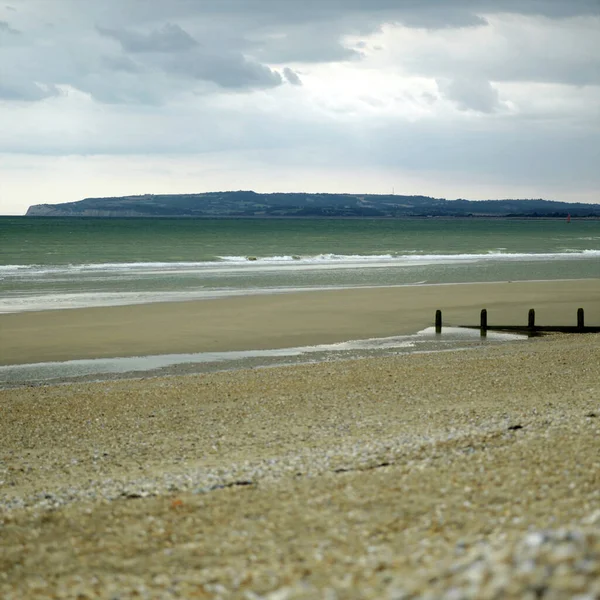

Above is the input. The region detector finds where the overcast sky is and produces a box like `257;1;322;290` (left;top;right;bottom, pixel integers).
1;0;599;214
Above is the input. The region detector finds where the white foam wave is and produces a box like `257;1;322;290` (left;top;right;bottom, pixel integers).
218;250;600;265
218;253;396;263
0;286;349;314
2;249;599;278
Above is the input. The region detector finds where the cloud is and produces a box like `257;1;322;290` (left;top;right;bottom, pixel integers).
1;0;597;108
95;22;284;91
495;0;600;19
393;8;488;29
102;54;141;73
1;0;599;214
375;14;600;88
97;23;197;53
0;80;60;101
169;49;283;89
256;26;363;64
0;19;19;34
103;1;599;31
283;67;302;86
437;77;501;113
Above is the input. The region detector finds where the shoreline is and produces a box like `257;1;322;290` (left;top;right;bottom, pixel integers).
0;326;527;388
1;279;599;367
2;277;599;316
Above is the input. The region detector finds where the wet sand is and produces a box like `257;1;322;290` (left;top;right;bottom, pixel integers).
1;333;600;598
2;279;599;365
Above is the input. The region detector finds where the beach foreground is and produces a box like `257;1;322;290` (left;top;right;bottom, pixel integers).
2;279;600;365
1;334;599;598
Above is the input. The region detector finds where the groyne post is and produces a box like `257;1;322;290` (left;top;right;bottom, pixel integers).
458;306;599;334
480;309;487;337
435;310;442;334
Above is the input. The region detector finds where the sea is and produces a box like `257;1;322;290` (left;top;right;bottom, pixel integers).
1;216;599;385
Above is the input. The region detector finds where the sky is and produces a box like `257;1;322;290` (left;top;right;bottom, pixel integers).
0;0;599;215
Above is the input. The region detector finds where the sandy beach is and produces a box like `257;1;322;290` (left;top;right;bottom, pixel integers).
1;280;600;598
2;279;600;365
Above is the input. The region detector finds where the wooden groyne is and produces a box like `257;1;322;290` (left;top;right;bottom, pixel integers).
434;308;600;336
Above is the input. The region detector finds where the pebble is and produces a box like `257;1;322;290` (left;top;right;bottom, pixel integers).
1;334;599;598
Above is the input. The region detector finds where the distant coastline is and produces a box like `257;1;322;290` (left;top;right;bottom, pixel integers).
25;190;600;219
18;214;600;220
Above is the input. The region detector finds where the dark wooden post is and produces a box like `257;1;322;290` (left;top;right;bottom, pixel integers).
528;308;536;331
480;309;487;337
577;308;585;331
435;310;442;334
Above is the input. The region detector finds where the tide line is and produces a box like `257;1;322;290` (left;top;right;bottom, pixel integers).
0;327;525;387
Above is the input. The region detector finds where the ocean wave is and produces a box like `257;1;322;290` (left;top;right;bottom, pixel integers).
0;286;351;313
1;249;599;278
217;253;396;262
